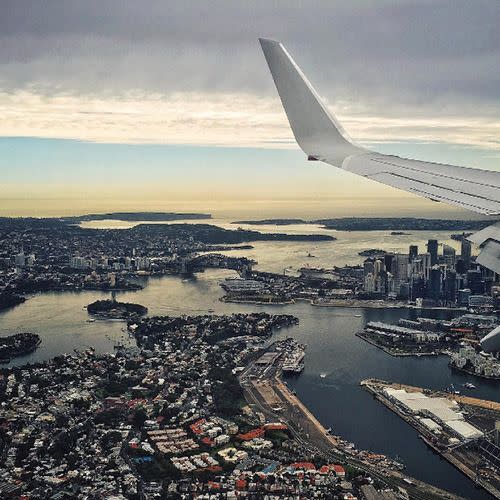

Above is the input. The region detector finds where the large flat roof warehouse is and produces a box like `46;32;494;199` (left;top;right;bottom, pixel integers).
383;387;483;440
446;420;484;440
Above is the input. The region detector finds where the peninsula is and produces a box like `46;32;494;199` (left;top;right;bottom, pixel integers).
0;292;26;311
62;212;212;223
232;217;494;232
130;223;335;243
0;332;41;363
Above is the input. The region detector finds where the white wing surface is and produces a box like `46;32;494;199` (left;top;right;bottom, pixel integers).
259;38;500;216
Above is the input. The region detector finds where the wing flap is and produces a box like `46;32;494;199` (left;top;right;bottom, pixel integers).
341;154;500;215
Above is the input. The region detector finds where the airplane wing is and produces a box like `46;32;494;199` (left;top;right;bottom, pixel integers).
259;37;500;277
259;38;500;216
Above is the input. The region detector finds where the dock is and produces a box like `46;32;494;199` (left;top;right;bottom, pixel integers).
361;378;500;499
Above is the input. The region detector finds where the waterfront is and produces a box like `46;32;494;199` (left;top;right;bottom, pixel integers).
80;216;470;274
1;226;498;498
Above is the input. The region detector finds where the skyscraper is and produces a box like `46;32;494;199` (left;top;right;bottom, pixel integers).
428;266;442;301
461;238;472;269
444;269;457;303
409;245;418;262
442;244;456;268
427;239;438;266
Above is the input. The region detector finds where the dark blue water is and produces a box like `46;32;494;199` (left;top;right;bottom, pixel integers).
272;305;498;499
1;270;497;498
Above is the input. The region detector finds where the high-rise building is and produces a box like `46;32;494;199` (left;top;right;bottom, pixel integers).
461;238;472;269
420;252;432;280
363;260;375;277
374;259;385;280
428;266;442;301
442;244;456;268
384;254;394;273
409;245;418;262
444;269;457;303
427;239;438;266
392;254;409;289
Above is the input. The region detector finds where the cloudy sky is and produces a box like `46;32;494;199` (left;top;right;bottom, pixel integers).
1;0;499;217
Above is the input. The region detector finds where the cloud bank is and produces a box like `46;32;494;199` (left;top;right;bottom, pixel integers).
1;0;499;149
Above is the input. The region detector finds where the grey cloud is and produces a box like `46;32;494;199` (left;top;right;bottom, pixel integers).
1;0;499;124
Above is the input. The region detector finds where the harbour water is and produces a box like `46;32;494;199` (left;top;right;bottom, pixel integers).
1;222;498;498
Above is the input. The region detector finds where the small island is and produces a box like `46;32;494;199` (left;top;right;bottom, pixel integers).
87;299;148;319
0;333;41;363
358;249;385;257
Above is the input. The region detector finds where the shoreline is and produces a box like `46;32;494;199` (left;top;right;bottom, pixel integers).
449;362;500;381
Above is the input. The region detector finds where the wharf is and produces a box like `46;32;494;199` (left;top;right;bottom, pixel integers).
361;379;500;499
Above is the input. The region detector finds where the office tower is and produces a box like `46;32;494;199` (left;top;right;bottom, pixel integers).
420;252;432;280
443;244;456;258
442;244;456;268
444;270;457;303
384;254;394;273
409;245;418;262
461;238;472;269
429;266;442;301
392;254;409;285
374;259;385;278
427;239;438;266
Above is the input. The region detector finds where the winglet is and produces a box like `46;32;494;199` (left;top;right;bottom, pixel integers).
259;38;364;165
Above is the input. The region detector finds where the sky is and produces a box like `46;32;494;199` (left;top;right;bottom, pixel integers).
1;0;499;218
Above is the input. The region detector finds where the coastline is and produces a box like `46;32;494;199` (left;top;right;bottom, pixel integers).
448;362;500;381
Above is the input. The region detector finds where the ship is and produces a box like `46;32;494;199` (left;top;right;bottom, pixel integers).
463;382;477;389
282;347;306;374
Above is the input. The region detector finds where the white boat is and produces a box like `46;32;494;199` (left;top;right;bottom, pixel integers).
463;382;476;389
